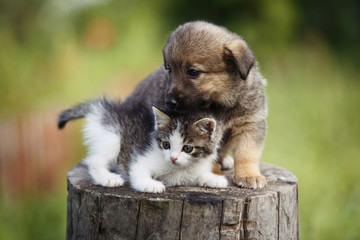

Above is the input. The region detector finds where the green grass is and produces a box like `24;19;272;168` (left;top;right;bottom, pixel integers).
261;46;360;239
0;191;67;240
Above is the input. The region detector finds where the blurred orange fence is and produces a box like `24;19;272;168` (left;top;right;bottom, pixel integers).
0;109;78;197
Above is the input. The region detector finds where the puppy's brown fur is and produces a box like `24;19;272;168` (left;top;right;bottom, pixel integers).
124;21;267;189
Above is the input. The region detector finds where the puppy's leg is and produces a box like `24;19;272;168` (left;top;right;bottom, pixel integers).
231;122;266;189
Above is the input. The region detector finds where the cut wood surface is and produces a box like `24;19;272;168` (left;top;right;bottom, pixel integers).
67;163;299;240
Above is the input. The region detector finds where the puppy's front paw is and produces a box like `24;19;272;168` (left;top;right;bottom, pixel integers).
233;175;266;189
132;179;166;193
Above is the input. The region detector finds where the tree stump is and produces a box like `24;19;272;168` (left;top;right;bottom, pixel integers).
66;163;299;240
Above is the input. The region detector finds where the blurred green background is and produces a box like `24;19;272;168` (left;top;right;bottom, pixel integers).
0;0;359;239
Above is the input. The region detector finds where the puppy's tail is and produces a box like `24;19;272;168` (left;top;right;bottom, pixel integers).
58;97;120;129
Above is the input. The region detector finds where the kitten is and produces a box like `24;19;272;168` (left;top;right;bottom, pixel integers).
58;98;228;193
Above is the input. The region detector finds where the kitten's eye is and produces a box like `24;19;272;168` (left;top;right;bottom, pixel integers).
162;141;171;149
182;145;193;153
187;69;200;78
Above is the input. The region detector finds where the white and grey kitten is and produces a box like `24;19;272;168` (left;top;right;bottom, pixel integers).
58;98;228;193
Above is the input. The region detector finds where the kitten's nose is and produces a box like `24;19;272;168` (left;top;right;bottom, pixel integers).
166;98;177;109
170;156;177;163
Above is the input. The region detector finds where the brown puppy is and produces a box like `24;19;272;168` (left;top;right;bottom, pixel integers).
124;21;267;189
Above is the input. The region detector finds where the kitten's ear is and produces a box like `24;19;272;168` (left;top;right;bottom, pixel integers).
193;118;216;139
152;106;170;130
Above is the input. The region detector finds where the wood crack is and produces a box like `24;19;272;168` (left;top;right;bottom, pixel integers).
178;198;185;240
135;200;142;240
219;200;224;240
96;194;103;236
241;197;250;239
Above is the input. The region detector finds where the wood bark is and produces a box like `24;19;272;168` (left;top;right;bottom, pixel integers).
66;163;299;240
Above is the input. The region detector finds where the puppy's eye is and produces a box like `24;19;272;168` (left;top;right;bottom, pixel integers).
187;69;200;78
164;63;171;73
162;141;171;149
182;145;193;153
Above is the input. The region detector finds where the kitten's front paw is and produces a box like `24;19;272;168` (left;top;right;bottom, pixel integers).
233;175;266;189
199;175;228;188
220;156;234;170
132;180;166;193
92;172;124;187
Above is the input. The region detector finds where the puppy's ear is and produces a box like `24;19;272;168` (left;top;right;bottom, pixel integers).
224;39;255;80
152;106;171;130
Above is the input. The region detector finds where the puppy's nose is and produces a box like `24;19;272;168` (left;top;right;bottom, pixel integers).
166;98;178;109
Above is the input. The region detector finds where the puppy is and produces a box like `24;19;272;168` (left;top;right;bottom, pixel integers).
124;21;267;189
